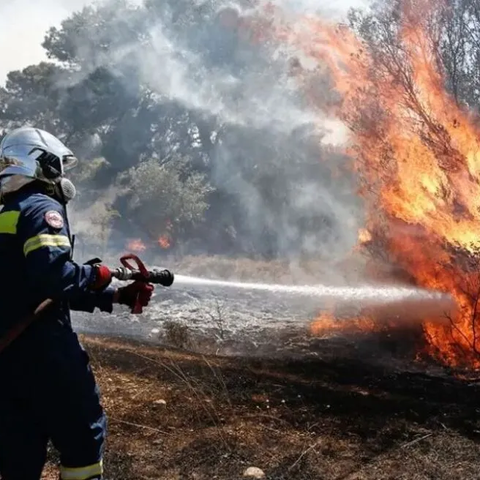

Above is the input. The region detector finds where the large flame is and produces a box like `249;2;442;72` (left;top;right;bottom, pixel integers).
258;0;480;368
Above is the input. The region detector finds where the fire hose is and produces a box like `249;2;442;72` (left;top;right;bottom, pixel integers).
0;254;174;354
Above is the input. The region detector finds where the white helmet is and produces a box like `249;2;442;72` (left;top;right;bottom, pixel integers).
0;127;78;202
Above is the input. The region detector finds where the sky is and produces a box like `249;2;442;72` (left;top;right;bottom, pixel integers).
0;0;368;84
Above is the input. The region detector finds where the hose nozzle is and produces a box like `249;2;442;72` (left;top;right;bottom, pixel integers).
147;268;175;286
112;254;175;287
111;266;174;286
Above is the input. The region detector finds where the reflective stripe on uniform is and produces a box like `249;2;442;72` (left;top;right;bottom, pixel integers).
0;210;20;234
23;234;71;256
59;460;103;480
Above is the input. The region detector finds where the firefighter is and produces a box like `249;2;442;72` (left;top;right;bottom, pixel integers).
0;127;154;480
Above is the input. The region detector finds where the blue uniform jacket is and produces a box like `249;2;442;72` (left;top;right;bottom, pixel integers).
0;186;114;339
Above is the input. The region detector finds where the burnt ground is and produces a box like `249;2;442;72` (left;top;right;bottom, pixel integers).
41;335;480;480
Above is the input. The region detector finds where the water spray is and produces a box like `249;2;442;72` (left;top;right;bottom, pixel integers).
172;274;455;322
106;253;455;328
107;254;455;325
173;274;439;301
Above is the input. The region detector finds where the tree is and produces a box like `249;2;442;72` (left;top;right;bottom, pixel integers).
0;62;69;134
349;0;480;110
120;157;213;246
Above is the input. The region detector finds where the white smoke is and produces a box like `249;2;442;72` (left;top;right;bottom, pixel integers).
140;24;315;132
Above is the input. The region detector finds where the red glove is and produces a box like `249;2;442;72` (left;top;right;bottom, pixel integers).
117;281;154;314
90;265;112;290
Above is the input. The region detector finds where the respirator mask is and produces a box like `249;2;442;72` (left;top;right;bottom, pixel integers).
54;177;77;204
35;149;77;204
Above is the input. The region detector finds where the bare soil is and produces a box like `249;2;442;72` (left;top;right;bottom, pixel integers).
41;334;480;480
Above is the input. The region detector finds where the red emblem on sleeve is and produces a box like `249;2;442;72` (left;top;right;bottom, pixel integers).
45;211;64;229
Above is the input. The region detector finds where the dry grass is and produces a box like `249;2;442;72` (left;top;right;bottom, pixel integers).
41;335;480;480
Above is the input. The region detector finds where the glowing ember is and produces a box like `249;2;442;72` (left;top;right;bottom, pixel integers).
158;235;171;249
260;0;480;368
126;239;147;253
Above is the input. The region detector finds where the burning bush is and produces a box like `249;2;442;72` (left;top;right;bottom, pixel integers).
251;0;480;369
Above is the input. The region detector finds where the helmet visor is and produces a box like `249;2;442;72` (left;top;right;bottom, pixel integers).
62;154;78;171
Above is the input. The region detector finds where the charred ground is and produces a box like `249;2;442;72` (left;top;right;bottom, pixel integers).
42;334;480;480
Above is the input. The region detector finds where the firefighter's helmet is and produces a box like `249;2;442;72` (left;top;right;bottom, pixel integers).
0;127;78;199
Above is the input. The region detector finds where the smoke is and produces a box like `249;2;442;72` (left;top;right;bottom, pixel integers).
3;0;371;275
136;0;364;261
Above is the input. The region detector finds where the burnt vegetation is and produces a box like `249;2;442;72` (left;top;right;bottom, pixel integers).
41;336;480;480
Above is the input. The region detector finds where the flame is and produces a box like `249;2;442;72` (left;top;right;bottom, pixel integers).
358;228;372;245
258;0;480;368
158;235;171;249
126;239;147;253
311;313;377;337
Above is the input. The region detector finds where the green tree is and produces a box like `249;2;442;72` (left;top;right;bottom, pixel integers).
0;62;69;134
121;157;213;245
